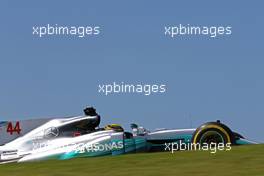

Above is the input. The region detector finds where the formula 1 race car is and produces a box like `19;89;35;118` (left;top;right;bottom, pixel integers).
0;107;257;163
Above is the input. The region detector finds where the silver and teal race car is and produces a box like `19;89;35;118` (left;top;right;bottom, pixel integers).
0;107;257;163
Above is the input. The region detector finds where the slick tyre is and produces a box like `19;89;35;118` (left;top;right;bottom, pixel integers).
191;122;235;145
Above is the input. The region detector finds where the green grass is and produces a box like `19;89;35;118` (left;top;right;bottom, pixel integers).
0;144;263;176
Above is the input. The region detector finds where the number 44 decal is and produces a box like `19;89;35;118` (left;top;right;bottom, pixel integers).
6;122;21;135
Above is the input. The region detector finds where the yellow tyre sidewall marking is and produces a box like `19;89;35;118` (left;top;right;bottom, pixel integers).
193;125;231;144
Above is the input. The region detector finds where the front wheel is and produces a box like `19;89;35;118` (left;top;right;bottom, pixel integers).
191;121;235;145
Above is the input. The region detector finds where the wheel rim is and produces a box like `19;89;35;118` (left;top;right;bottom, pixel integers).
199;130;224;144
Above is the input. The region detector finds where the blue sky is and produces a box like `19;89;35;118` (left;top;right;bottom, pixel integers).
0;1;263;142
